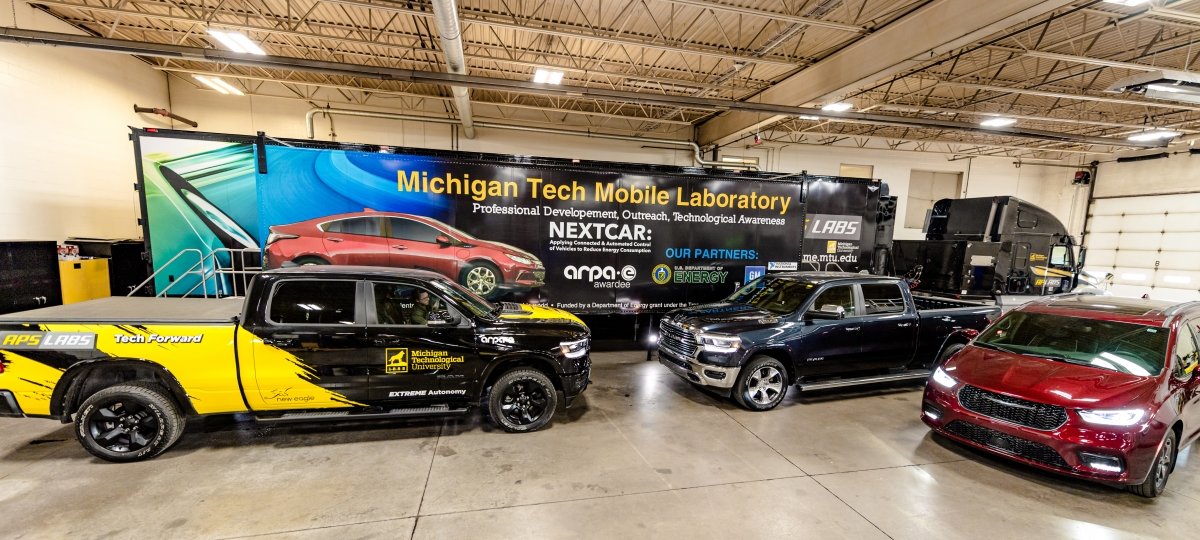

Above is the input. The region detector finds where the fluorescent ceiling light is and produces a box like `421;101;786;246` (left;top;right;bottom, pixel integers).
1127;130;1179;141
980;117;1017;127
207;29;265;55
821;102;853;112
1102;0;1148;5
192;74;244;96
797;115;820;120
1145;84;1183;93
533;68;564;85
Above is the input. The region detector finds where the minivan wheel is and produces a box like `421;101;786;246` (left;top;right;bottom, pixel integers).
462;262;502;299
1130;430;1176;498
75;382;184;463
487;368;557;433
932;343;966;369
291;256;329;266
732;356;789;411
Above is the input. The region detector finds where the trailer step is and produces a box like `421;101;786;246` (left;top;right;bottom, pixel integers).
797;370;930;392
256;405;469;423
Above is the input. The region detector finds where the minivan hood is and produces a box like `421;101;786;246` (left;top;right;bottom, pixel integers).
487;241;540;262
663;302;780;334
945;345;1160;409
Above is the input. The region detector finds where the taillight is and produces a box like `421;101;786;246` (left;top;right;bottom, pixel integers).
265;228;299;246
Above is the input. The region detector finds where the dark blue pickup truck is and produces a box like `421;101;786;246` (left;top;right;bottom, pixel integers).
657;272;999;410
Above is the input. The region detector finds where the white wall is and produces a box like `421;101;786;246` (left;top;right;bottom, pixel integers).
0;6;169;241
1094;150;1200;198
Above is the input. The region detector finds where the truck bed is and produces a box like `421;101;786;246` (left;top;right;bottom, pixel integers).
0;297;244;324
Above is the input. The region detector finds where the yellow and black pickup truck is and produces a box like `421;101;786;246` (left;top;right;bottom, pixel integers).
0;266;590;462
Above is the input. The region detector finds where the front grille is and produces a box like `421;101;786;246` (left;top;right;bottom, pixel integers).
658;320;697;359
945;421;1069;469
958;385;1068;430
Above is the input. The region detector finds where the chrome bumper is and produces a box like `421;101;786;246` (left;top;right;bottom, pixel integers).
657;350;740;389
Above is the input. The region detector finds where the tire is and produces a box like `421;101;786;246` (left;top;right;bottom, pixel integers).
1129;430;1176;498
732;356;789;411
462;262;502;300
291;256;329;266
74;382;185;463
933;343;966;369
487;368;558;433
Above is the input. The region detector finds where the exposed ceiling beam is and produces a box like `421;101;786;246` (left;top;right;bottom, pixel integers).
876;104;1198;133
0;26;1161;149
939;81;1200;112
695;0;1077;146
652;0;865;33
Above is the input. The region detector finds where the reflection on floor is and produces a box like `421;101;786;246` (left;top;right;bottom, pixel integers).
0;351;1194;539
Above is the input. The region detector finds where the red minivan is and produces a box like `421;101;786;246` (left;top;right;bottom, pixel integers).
923;294;1200;497
264;210;545;299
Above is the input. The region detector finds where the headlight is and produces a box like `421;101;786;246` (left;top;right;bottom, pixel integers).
507;254;535;265
698;333;741;353
559;338;589;359
931;366;957;389
1078;409;1145;426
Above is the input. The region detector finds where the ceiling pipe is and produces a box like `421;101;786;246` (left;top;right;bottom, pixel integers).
428;0;475;139
303;107;736;169
0;27;1165;150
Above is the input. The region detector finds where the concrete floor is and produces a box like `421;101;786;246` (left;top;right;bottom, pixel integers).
0;351;1196;539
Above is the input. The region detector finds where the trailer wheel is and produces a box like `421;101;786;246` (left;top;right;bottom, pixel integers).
487;368;557;433
732;356;789;411
75;382;184;463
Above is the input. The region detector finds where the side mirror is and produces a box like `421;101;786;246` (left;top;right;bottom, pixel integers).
435;235;454;247
805;304;846;321
427;311;460;327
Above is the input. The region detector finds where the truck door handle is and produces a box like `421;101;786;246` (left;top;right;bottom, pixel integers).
327;237;344;243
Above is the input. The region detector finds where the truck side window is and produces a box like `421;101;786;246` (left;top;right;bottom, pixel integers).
1175;320;1200;379
323;217;383;237
861;283;905;315
1050;246;1069;266
811;285;856;317
269;281;357;325
373;283;443;325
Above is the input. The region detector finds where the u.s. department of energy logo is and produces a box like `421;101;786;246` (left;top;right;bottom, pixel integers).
652;264;672;285
386;348;409;373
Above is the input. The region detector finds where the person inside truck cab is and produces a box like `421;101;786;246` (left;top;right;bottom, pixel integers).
377;285;416;325
410;290;439;325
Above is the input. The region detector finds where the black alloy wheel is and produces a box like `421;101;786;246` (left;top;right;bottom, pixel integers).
75;382;184;462
88;399;159;453
487;368;558;432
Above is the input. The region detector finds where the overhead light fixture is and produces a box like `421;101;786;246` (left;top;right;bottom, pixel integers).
533;68;564;85
192;74;244;96
797;115;820;120
1107;69;1200;104
1102;0;1148;5
207;29;266;55
980;117;1017;127
1127;130;1179;142
821;102;853;112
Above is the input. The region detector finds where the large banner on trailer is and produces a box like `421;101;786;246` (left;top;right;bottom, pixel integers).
135;130;882;312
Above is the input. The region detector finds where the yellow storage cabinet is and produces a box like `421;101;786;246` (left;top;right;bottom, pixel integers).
59;259;111;304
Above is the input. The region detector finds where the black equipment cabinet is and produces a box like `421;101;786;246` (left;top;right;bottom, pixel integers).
65;238;151;297
0;241;63;314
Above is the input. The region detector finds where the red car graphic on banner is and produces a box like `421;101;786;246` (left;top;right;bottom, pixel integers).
264;210;545;298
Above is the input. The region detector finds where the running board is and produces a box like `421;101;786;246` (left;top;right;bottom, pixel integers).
255;404;469;424
798;370;930;392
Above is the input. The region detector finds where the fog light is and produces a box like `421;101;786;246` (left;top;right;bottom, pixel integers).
922;403;942;420
1079;452;1123;474
703;369;727;380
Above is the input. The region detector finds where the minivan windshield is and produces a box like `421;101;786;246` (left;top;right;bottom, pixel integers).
974;311;1168;376
725;277;819;316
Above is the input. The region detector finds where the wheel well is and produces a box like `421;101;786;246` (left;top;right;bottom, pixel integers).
481;355;562;396
1172;420;1184;446
749;349;794;384
292;255;330;264
52;361;192;419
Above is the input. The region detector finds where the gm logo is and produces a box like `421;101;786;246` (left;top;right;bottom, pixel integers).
744;266;766;283
385;348;409;373
652;264;672;285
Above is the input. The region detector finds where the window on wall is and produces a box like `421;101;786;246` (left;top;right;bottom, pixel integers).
905;170;963;230
839;164;874;179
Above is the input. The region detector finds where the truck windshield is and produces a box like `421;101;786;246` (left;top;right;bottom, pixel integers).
725;277;819;316
430;279;496;318
975;311;1168;376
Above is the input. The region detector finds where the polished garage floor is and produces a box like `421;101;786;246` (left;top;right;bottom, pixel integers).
0;351;1196;539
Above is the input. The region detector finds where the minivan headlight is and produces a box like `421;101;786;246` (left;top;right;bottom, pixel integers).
1078;409;1145;426
931;366;958;389
698;333;741;353
559;338;589;359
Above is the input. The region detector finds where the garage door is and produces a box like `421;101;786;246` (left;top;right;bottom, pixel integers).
1085;193;1200;302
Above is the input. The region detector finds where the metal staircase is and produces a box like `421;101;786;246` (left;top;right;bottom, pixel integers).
129;248;263;298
